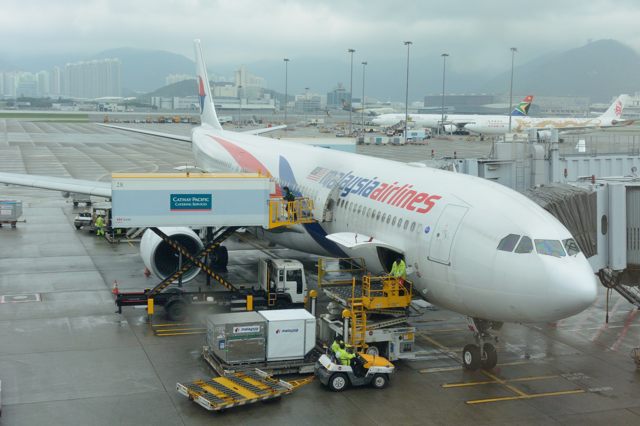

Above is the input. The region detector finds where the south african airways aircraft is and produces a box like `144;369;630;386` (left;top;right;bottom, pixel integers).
0;40;597;370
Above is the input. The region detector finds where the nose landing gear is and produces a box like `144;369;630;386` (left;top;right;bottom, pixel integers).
462;317;502;371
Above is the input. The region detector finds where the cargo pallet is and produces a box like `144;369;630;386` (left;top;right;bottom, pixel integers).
202;346;320;376
177;369;313;412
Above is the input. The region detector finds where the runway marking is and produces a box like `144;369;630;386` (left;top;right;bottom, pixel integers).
466;389;585;405
154;331;206;337
418;331;587;404
610;308;639;352
420;361;530;374
442;375;558;388
152;322;198;327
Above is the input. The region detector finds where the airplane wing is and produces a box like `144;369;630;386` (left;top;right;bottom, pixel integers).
96;123;192;142
98;123;287;140
243;124;287;135
0;172;112;198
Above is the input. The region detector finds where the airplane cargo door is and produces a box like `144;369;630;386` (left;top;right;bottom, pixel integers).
428;204;468;265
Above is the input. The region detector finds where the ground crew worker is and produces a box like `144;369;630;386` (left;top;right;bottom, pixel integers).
336;344;356;366
391;257;407;280
95;215;105;237
331;338;343;355
282;186;296;220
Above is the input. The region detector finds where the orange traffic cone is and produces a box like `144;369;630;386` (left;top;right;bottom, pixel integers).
111;280;119;296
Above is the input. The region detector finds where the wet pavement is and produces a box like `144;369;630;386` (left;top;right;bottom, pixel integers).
0;121;639;425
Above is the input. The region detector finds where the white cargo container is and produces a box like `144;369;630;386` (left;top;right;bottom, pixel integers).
258;309;316;361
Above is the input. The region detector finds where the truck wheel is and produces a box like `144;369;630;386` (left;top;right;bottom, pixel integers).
328;373;348;392
371;374;388;389
166;300;187;321
75;225;82;230
73;201;78;207
365;345;379;357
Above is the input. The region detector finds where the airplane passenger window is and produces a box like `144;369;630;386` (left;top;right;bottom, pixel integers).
410;222;416;232
386;215;391;224
534;240;566;257
376;211;381;221
392;217;397;226
514;236;533;253
563;238;581;256
367;208;372;218
357;205;362;214
382;213;387;223
497;234;520;252
397;219;403;228
403;221;409;230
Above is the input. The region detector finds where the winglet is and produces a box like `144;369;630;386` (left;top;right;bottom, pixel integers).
193;39;222;130
510;95;534;116
600;94;629;119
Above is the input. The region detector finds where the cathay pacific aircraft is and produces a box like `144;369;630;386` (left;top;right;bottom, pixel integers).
0;40;597;370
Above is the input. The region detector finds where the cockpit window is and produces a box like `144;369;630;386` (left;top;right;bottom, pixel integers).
514;236;533;254
563;238;581;256
497;234;520;252
534;239;566;257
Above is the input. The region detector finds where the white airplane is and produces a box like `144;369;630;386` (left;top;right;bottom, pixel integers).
371;95;534;132
0;40;597;370
464;94;633;135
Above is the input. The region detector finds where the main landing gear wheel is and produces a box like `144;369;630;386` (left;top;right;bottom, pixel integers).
462;344;481;370
481;343;498;370
328;373;348;392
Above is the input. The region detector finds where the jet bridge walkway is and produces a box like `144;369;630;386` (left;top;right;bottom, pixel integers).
111;172;315;319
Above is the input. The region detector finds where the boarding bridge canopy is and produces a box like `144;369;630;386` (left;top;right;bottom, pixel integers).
110;172;314;229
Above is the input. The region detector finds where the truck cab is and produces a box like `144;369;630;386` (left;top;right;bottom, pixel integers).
258;259;307;305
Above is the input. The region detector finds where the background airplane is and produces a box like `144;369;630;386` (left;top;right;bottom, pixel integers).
464;94;632;135
372;95;534;132
0;41;597;371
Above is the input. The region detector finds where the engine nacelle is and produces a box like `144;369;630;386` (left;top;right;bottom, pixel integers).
140;227;204;282
443;124;458;133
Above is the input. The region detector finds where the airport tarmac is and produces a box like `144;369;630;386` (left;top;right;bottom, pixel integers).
1;120;640;425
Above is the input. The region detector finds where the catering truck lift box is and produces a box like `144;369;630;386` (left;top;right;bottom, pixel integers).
206;312;266;364
259;309;316;361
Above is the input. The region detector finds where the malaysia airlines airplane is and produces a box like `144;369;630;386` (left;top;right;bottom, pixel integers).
371;95;533;131
464;94;633;135
0;40;597;370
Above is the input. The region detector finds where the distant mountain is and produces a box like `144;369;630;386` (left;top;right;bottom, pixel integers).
141;79;197;99
92;48;194;93
483;40;640;102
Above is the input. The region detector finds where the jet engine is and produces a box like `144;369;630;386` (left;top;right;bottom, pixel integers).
139;227;204;282
443;124;458;134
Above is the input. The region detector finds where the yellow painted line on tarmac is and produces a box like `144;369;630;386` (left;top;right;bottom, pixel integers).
420;333;454;352
466;389;585;405
480;370;527;396
152;323;196;327
419;360;531;374
154;327;206;333
442;375;558;388
155;331;206;337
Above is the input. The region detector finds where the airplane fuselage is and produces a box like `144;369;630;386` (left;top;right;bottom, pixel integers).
190;125;597;323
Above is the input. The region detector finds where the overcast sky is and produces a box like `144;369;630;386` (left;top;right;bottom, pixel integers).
3;0;640;64
2;0;640;95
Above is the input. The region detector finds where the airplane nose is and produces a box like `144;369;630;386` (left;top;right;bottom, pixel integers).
550;260;598;318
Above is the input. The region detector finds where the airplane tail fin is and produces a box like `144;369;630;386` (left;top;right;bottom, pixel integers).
193;39;222;130
510;95;534;116
600;94;629;119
